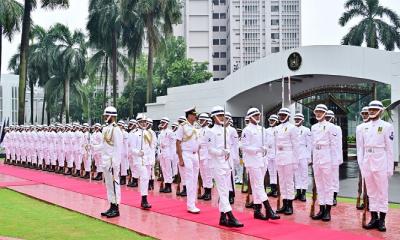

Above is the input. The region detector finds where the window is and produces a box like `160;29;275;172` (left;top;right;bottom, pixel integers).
213;78;220;81
213;39;219;45
220;0;226;5
221;65;227;71
11;87;18;124
213;0;218;5
213;13;219;19
220;13;226;19
271;5;279;12
220;39;226;45
213;52;220;58
213;26;219;32
271;47;280;53
271;33;279;39
220;26;226;32
220;52;227;58
213;65;220;71
271;19;279;25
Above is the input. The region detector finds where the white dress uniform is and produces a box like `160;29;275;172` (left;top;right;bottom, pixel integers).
8;129;16;161
50;129;59;167
65;128;74;169
227;124;239;191
332;124;343;195
2;129;11;160
128;128;139;179
43;131;51;166
275;120;299;205
31;128;39;166
131;128;154;197
92;129;103;174
73;128;85;172
207;123;232;213
266;126;277;184
93;122;123;204
241;122;268;205
20;130;27;163
120;129;130;178
175;120;200;212
311;120;337;206
57;129;65;167
198;124;213;189
148;128;157;182
294;125;311;191
82;130;91;173
359;119;394;213
158;126;175;184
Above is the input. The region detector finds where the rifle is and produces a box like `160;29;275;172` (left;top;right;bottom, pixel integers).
245;171;253;208
310;165;317;217
197;172;203;198
356;171;363;209
241;165;248;193
362;181;368;228
224;106;235;198
277;173;281;209
176;168;181;195
158;159;164;192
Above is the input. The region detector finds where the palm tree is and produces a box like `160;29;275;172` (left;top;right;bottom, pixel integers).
87;0;122;107
121;0;182;104
339;0;400;50
0;0;23;81
49;23;86;123
17;0;69;125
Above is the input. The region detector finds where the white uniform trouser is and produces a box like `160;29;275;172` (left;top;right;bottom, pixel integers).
58;151;65;166
160;155;173;184
199;159;213;188
277;164;295;200
130;158;139;178
313;163;334;205
83;152;91;172
74;150;83;170
364;170;389;213
183;151;199;209
213;168;232;213
295;158;309;189
172;155;178;176
332;165;340;193
120;156;129;177
66;149;74;168
5;147;11;160
94;153;103;173
49;146;57;165
248;166;268;204
103;164;121;204
26;146;31;163
32;148;38;165
11;147;16;161
267;158;277;184
37;148;43;165
44;149;50;165
138;164;151;196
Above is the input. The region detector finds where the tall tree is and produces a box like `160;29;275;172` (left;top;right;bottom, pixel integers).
123;0;182;104
17;0;69;125
87;0;122;107
0;0;23;81
49;23;86;123
339;0;400;50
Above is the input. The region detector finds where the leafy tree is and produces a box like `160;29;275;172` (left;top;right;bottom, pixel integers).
339;0;400;50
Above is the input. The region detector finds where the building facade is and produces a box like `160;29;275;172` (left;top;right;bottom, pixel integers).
176;0;301;81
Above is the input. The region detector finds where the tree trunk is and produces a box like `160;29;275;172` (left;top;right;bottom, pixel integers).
30;80;34;124
46;104;50;126
129;55;137;116
18;0;32;125
0;28;3;82
146;39;154;104
41;90;46;125
111;30;118;107
103;56;109;109
64;76;70;123
59;91;65;122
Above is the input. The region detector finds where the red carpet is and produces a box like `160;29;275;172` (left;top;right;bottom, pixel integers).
0;165;379;240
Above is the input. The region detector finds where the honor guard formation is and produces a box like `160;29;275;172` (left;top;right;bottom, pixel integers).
1;100;394;231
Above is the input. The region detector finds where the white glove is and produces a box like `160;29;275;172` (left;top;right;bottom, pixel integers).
138;150;144;157
260;146;267;156
223;149;230;160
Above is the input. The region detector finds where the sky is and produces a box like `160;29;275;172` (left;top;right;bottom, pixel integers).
2;0;400;73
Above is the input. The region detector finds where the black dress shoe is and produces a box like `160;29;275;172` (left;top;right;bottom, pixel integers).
163;183;172;193
141;195;152;209
179;186;187;197
73;170;81;177
82;171;90;179
378;212;386;232
363;211;379;229
203;188;212;201
93;172;103;181
120;176;126;185
322;205;331;222
64;168;72;175
263;200;280;220
333;192;338;206
253;204;268;220
106;204;120;218
276;199;287;214
226;211;244;227
219;212;228;226
312;205;325;220
101;204;113;216
284;200;293;215
299;189;307;202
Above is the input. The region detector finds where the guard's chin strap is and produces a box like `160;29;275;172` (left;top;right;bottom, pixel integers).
316;113;326;121
105;115;112;123
369;109;382;119
250;115;260;124
295;120;303;127
279;115;289;123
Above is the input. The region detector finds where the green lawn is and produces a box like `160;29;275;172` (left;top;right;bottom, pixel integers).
0;189;152;240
